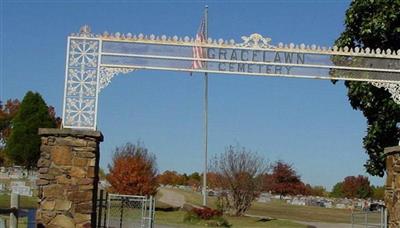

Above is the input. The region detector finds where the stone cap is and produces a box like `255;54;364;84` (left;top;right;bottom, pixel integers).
38;128;103;141
384;146;400;156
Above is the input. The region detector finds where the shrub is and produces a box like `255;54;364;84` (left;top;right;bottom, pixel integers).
183;207;230;227
192;207;222;220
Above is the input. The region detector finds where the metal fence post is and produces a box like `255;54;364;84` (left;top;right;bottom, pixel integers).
103;192;108;228
149;196;153;228
152;196;156;228
98;190;104;228
119;197;124;228
10;193;19;228
384;208;387;228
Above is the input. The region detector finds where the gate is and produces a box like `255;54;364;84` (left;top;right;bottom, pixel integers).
104;194;155;228
351;208;387;228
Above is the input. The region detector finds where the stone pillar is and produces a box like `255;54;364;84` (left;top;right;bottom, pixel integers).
36;128;103;228
384;146;400;228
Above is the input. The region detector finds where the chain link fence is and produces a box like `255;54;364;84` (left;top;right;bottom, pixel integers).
106;194;155;228
351;208;387;228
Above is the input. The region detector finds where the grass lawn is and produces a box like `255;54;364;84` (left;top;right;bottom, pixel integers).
162;188;381;225
0;194;38;208
155;210;306;228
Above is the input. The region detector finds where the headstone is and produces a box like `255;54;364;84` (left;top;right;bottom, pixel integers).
11;186;32;197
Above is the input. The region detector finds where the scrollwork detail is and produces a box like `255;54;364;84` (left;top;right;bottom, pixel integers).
237;33;274;49
99;67;136;91
370;82;400;104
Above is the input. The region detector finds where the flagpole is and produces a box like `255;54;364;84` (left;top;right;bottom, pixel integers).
202;5;209;207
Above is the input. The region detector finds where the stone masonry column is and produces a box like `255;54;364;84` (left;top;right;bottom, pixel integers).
36;128;103;228
384;146;400;228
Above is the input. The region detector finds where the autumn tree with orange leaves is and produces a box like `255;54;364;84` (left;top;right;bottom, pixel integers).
107;142;158;196
0;99;20;166
266;161;309;197
158;170;184;186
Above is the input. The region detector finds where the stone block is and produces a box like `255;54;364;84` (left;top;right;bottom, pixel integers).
40;145;52;153
396;176;400;189
75;202;93;214
37;158;51;168
74;213;91;224
89;158;96;167
79;184;94;190
387;156;394;170
43;184;64;199
51;146;72;166
79;152;96;158
48;136;56;145
66;184;79;193
39;173;55;180
78;178;92;185
76;222;92;228
49;214;75;228
70;167;86;178
41;211;56;225
68;191;92;203
387;173;393;188
72;157;88;167
54;199;72;211
49;167;63;176
57;137;88;147
42;152;51;159
394;164;400;173
87;141;97;147
87;167;95;178
56;175;73;185
38;168;49;174
41;137;48;145
37;179;50;186
42;200;55;210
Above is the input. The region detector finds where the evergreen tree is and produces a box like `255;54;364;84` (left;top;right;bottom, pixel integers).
6;91;56;168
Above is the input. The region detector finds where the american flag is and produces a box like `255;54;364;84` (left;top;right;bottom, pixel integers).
192;17;206;70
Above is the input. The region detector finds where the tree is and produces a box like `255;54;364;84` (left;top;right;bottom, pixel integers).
107;142;158;196
209;144;268;216
157;170;184;186
98;168;106;180
189;172;201;182
5;92;55;168
187;172;201;188
330;182;344;198
334;0;400;176
309;185;327;197
267;161;308;196
341;175;372;199
371;185;385;200
0;99;20;146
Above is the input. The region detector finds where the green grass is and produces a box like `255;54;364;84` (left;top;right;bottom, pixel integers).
162;188;382;225
0;194;38;209
248;200;381;224
155;210;306;227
